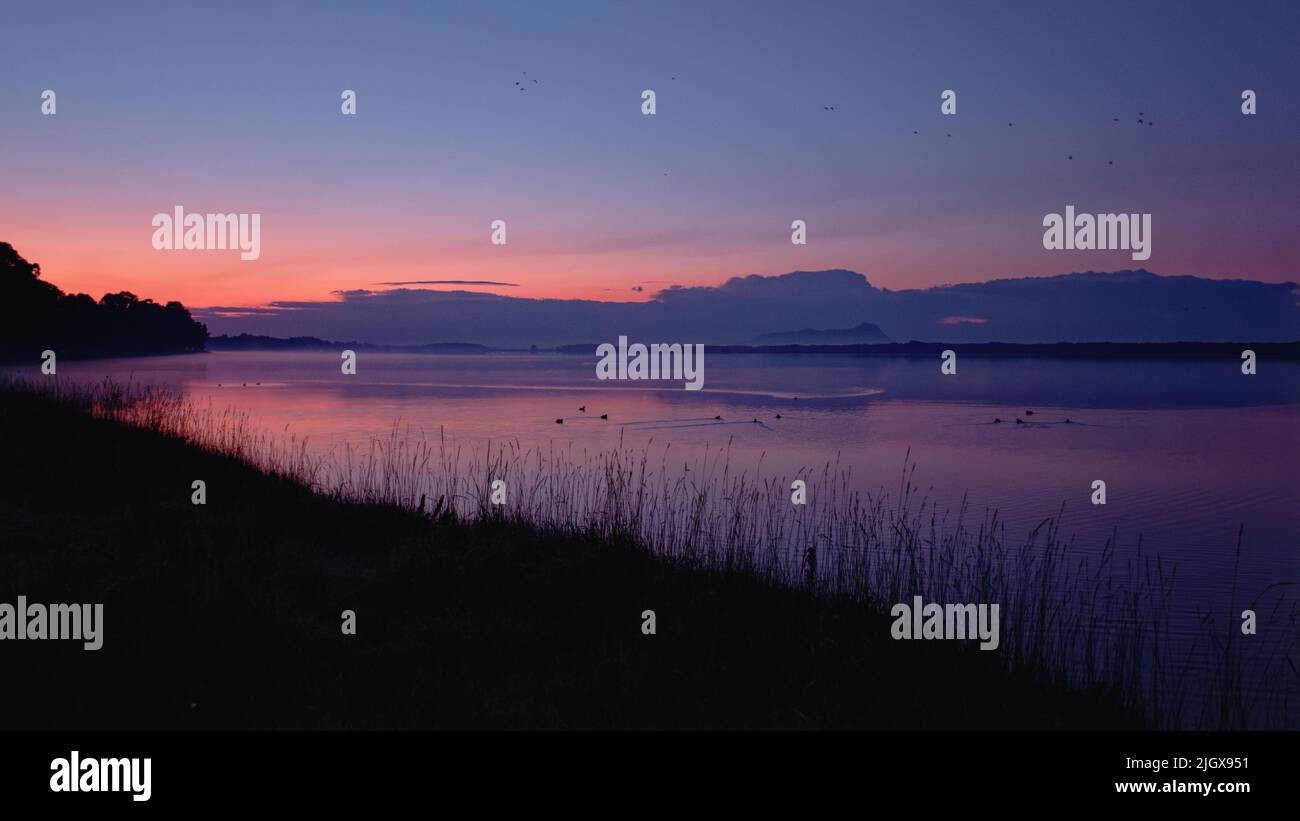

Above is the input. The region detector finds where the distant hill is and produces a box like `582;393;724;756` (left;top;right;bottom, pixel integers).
0;241;207;361
711;340;1300;360
208;334;491;354
753;322;891;345
555;340;1300;360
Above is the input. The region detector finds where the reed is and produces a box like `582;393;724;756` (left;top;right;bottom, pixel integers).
6;374;1296;729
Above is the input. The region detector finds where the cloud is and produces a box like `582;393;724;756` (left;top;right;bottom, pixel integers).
192;305;300;320
374;280;519;287
201;269;1300;347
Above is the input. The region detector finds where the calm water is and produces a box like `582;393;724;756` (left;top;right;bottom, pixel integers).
19;350;1300;723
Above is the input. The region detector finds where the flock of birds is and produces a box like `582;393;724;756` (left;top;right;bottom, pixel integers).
513;71;679;92
509;72;1148;170
992;409;1077;425
551;405;1080;429
821;106;1158;166
554;405;784;427
213;385;1076;430
507;69;1155;170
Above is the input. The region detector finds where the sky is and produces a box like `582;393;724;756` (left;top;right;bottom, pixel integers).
1;0;1297;319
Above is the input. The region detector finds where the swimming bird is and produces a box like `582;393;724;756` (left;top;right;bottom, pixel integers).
1015;419;1024;424
555;418;563;424
752;418;759;423
578;406;586;412
714;415;722;420
1064;418;1072;424
1025;410;1034;415
994;418;1002;423
600;414;608;420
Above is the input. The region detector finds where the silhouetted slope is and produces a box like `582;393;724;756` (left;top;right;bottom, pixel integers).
0;381;1138;730
0;242;208;361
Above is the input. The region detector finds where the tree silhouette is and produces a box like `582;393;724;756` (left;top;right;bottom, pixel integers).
0;242;208;360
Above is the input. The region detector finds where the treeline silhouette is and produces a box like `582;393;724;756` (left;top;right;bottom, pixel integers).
0;241;207;361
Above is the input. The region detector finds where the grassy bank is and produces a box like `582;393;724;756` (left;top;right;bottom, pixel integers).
0;379;1149;730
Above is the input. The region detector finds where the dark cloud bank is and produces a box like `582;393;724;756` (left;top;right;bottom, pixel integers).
198;269;1300;347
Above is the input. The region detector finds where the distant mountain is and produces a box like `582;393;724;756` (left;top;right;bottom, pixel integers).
208;333;490;354
753;322;890;345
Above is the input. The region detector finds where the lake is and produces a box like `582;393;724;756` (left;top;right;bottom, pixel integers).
17;349;1300;725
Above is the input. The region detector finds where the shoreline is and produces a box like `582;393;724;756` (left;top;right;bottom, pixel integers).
8;339;1299;368
0;379;1146;730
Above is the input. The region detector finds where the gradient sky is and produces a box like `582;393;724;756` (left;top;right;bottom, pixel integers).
2;0;1297;312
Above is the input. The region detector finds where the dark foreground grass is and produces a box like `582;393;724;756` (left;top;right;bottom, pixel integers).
0;383;1140;730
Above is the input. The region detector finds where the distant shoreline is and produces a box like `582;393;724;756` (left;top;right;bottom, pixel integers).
204;334;1300;361
8;338;1297;366
697;340;1300;360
